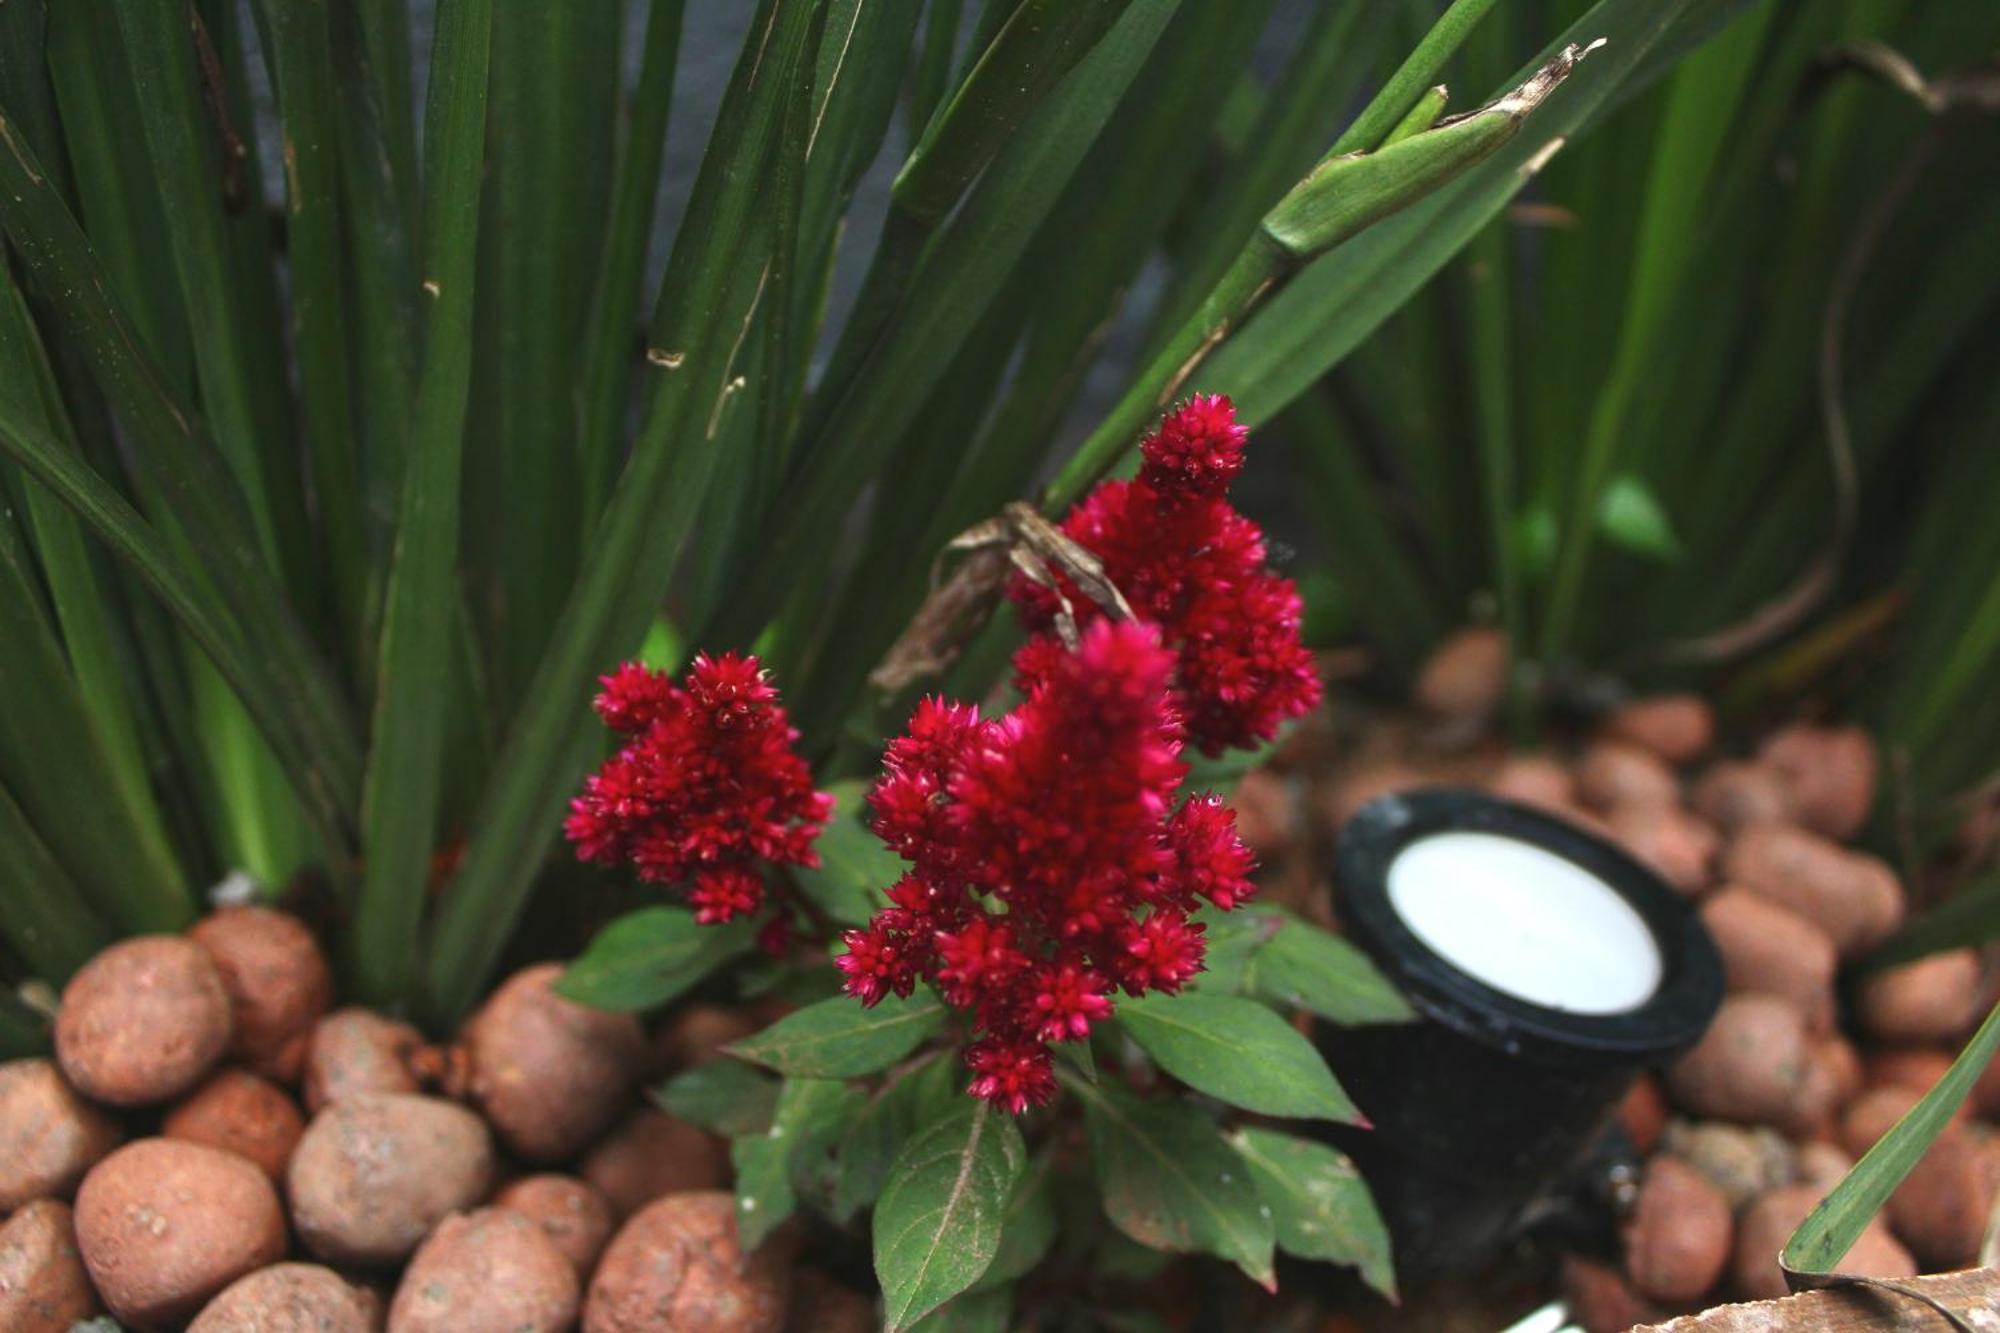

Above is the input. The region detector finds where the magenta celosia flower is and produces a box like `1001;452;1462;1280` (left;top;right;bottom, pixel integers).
837;619;1255;1113
565;653;832;925
1009;393;1321;755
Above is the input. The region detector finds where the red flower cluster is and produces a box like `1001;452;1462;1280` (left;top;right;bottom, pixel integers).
1009;393;1320;755
837;619;1255;1112
565;654;832;925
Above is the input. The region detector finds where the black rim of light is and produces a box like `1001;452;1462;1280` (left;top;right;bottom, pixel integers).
1335;788;1723;1067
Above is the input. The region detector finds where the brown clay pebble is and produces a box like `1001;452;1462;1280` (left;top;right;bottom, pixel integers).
584;1191;790;1333
1604;694;1714;766
55;935;233;1107
783;1268;877;1333
1884;1127;1999;1270
581;1110;730;1219
303;1009;424;1113
1413;626;1506;720
1856;949;1983;1044
189;907;334;1082
1760;723;1876;840
1724;824;1904;957
288;1093;495;1267
463;963;646;1162
0;1058;123;1209
648;1005;759;1078
74;1138;286;1328
1323;762;1426;827
0;1199;99;1332
1864;1046;1955;1093
1486;754;1577;814
1225;768;1292;857
1837;1084;1969;1159
1794;1141;1855;1191
188;1263;382;1332
1734;1185;1914;1301
1607;802;1718;896
1663;1121;1795;1209
164;1069;307;1183
1691;761;1795;833
387;1208;577;1333
1559;1254;1664;1333
1778;1038;1859;1143
1698;889;1837;1030
1616;1074;1668;1156
1666;995;1810;1126
494;1174;617;1277
1975;1046;2000;1120
1622;1155;1732;1305
1574;741;1679;812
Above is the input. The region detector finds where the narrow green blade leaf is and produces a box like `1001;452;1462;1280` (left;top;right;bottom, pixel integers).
1068;1073;1276;1290
557;907;754;1013
874;1100;1026;1330
1865;870;2000;972
0;777;111;982
653;1059;781;1137
0;992;47;1058
733;1077;868;1249
1117;991;1362;1123
1231;1126;1396;1299
729;990;945;1080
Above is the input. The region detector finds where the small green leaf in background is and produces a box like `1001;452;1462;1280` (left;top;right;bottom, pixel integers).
1596;474;1681;560
972;1150;1057;1291
730;989;945;1079
1069;1074;1276;1290
1117;991;1362;1122
1245;909;1417;1026
905;1285;1012;1333
732;1077;868;1250
1513;505;1560;579
791;779;899;927
1783;997;2000;1277
1191;907;1282;994
835;1055;961;1221
555;907;752;1012
653;1059;780;1137
874;1100;1026;1331
1231;1126;1396;1300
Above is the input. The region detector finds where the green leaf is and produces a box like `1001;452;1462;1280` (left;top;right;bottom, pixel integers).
1187;906;1280;995
1596;474;1681;560
1231;1126;1396;1300
1783;997;2000;1277
0;991;48;1059
874;1100;1026;1330
834;1055;960;1221
0;776;110;982
1864;868;2000;972
906;1286;1011;1333
653;1060;781;1137
1068;1073;1276;1289
729;990;945;1080
733;1077;868;1250
1245;910;1417;1026
791;779;899;927
972;1149;1056;1291
1117;991;1362;1123
556;908;754;1013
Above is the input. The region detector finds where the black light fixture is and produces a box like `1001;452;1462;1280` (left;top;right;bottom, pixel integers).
1317;788;1724;1279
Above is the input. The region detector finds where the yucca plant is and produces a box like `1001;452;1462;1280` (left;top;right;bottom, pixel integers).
0;0;1781;1321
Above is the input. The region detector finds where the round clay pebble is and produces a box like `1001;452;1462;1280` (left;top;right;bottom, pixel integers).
1616;1074;1667;1156
163;1069;307;1183
188;1263;382;1333
1794;1141;1855;1190
288;1093;495;1267
387;1208;577;1333
1667;994;1810;1126
1663;1121;1796;1209
1856;949;1983;1044
188;907;334;1082
1323;761;1427;827
1778;1038;1858;1142
74;1138;286;1327
0;1058;123;1209
1975;1046;2000;1120
1836;1084;1969;1159
1864;1046;1956;1093
581;1110;730;1219
463;963;646;1162
1604;694;1714;766
648;1005;758;1079
1225;768;1292;857
584;1192;790;1333
1699;889;1837;1029
55;935;233;1107
1734;1185;1914;1301
1559;1255;1663;1333
1413;627;1506;720
1607;802;1718;896
1723;824;1904;957
302;1009;424;1113
1692;761;1795;833
1574;741;1679;812
494;1174;616;1277
1759;724;1876;840
1486;754;1577;814
1884;1127;1998;1270
0;1199;98;1332
1622;1155;1732;1304
784;1269;877;1333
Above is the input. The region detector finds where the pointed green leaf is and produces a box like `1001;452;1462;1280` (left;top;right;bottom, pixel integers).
556;907;754;1013
1245;910;1416;1026
653;1060;781;1138
730;990;945;1080
972;1149;1056;1291
733;1077;868;1249
1117;991;1361;1122
1068;1074;1276;1289
1597;474;1681;560
835;1055;959;1221
1231;1126;1396;1300
906;1286;1011;1333
874;1100;1026;1330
